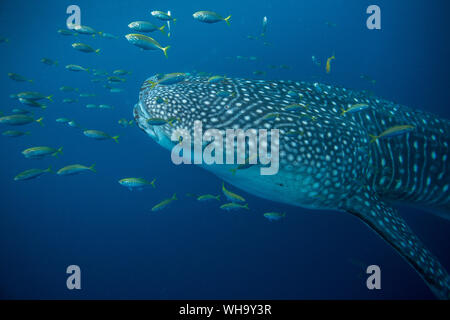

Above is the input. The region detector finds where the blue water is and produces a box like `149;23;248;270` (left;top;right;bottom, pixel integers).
0;0;449;299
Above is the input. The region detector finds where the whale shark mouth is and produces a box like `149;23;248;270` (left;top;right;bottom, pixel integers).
133;100;171;144
134;101;157;140
133;100;179;152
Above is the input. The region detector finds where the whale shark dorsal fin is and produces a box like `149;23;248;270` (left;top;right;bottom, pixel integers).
342;186;450;299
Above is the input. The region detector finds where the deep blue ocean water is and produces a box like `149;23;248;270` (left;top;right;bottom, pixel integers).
0;0;449;299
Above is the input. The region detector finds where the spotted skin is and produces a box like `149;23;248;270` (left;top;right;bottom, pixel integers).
134;75;450;298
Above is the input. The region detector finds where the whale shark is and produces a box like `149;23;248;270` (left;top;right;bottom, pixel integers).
134;75;450;299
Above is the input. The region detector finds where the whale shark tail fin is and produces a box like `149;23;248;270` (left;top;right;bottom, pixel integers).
342;186;450;300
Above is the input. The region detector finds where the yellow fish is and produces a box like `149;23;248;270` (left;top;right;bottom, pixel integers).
369;125;415;143
326;55;335;74
340;103;369;116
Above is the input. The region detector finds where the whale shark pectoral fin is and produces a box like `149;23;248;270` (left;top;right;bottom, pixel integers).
342;187;450;299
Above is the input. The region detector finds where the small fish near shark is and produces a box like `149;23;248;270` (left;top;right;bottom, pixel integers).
133;74;450;299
